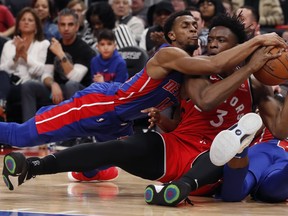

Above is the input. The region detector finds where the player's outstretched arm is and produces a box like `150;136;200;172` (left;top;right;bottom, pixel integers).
147;33;287;78
185;46;280;111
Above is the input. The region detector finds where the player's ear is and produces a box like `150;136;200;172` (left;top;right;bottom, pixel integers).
168;31;176;42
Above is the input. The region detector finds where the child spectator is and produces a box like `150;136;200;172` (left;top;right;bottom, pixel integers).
91;29;128;83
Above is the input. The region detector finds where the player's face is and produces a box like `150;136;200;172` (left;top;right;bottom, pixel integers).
97;39;116;60
170;15;199;53
207;26;238;56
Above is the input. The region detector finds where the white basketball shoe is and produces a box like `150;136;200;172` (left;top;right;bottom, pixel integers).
210;113;263;166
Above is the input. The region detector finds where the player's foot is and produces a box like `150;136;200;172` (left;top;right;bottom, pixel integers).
67;167;119;182
210;113;263;166
2;152;34;190
144;181;192;207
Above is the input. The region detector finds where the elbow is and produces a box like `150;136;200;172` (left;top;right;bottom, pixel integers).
196;99;215;112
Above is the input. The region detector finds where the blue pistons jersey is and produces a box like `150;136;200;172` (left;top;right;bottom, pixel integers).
32;67;183;144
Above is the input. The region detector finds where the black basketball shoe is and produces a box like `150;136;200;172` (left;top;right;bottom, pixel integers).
2;152;34;190
144;180;192;207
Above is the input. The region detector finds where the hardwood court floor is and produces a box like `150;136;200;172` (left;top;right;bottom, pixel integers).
0;147;287;216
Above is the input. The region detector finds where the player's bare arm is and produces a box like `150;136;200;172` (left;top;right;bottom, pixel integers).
147;34;286;80
254;79;288;139
185;47;279;111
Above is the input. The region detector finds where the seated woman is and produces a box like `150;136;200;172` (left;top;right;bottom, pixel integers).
0;7;50;121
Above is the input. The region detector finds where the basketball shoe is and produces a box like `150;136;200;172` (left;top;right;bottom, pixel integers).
2;152;34;190
68;167;119;182
210;113;263;166
145;181;192;207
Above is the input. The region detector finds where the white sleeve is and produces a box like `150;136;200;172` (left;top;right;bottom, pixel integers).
41;64;54;83
139;28;148;50
66;64;88;82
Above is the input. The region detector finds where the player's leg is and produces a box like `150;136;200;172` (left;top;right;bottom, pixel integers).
220;155;255;201
210;112;263;166
255;163;288;202
0;83;123;147
221;139;286;202
251;141;288;203
145;151;223;207
2;132;165;190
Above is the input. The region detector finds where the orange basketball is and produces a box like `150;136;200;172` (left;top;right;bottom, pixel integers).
253;48;288;86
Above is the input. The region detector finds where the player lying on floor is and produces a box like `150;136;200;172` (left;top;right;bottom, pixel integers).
144;14;288;207
1;15;285;207
210;114;288;203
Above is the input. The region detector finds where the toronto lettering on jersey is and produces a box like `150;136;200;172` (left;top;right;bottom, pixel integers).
210;96;245;127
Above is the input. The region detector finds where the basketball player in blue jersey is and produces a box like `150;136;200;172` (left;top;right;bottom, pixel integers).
212;127;288;203
0;11;286;181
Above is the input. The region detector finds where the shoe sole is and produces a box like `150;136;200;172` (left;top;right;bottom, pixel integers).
2;153;26;190
3;154;17;190
210;113;262;166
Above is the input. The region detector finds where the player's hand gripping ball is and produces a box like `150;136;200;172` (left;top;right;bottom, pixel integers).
253;48;288;85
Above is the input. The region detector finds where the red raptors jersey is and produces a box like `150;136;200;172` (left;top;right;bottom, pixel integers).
158;75;254;183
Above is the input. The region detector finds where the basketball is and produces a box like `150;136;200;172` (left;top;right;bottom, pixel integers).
253;48;288;86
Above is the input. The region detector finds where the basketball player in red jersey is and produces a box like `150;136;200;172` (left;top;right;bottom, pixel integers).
144;14;288;206
0;12;286;194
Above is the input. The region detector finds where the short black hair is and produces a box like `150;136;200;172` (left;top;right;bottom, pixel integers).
209;14;248;44
164;10;193;44
86;2;116;29
97;29;116;42
238;5;260;22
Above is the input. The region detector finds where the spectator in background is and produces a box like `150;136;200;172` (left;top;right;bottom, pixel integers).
222;0;233;16
32;0;61;40
197;0;226;54
131;0;148;27
21;8;96;122
236;5;261;39
109;0;145;44
197;0;226;28
139;1;174;56
91;29;128;83
67;0;95;48
171;0;188;12
86;1;137;49
187;6;205;55
0;3;15;37
0;7;49;122
231;0;284;28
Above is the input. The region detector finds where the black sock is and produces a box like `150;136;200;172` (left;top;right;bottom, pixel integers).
28;154;57;175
